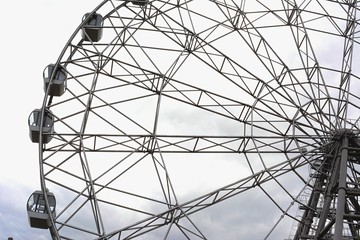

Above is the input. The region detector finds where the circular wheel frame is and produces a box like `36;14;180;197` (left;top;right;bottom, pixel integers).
36;1;360;239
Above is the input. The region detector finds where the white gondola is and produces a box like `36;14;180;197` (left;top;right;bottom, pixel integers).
27;190;56;229
28;109;54;143
43;64;67;97
82;13;103;42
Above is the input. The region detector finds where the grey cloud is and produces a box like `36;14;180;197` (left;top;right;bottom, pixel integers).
0;183;49;239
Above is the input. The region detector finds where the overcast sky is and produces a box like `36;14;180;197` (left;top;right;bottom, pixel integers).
1;1;358;240
0;1;292;238
0;1;99;238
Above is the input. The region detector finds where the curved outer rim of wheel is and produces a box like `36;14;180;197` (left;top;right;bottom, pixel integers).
36;1;359;239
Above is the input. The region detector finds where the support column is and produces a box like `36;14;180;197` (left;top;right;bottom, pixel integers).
334;135;349;239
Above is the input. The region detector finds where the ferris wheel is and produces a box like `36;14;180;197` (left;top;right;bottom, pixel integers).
26;0;360;239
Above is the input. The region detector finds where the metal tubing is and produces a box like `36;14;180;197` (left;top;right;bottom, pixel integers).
314;145;341;239
334;136;349;239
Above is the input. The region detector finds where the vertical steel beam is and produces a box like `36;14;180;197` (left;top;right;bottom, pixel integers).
334;136;349;239
315;152;341;239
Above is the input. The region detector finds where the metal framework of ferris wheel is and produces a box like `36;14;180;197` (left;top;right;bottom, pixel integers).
26;0;360;239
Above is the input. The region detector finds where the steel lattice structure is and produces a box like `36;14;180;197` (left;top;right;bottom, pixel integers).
30;0;360;239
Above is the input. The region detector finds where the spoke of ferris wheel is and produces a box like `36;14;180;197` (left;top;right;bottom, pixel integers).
47;60;333;148
336;1;358;128
59;1;346;133
86;141;331;239
148;2;309;102
173;146;328;214
280;1;341;127
42;132;329;238
52;55;333;143
151;0;345;99
48;78;333;140
43;134;329;154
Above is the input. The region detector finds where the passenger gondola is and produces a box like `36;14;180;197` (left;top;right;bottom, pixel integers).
28;109;54;143
27;190;56;229
43;64;67;97
82;13;103;42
